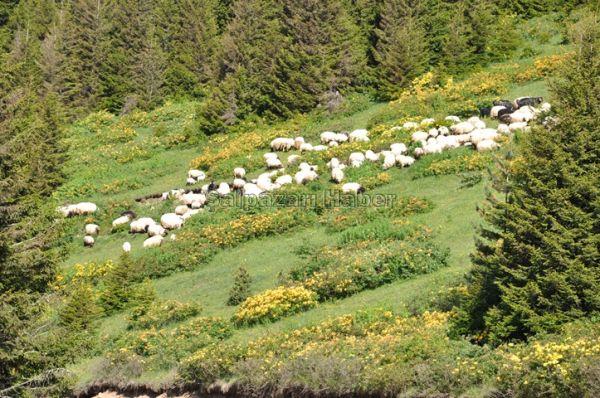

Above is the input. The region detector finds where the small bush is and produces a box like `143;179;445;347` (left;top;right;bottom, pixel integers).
233;286;318;326
228;265;252;306
128;300;202;330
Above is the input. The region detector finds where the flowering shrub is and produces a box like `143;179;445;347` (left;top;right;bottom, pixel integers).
196;209;314;248
233;286;318;326
410;149;492;179
128;300;202;330
52;260;115;292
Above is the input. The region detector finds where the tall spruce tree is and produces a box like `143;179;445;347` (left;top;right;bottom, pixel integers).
454;12;600;344
374;0;429;99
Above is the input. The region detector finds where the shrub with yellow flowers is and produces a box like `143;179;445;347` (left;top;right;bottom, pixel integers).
410;149;492;179
233;286;318;326
128;300;202;330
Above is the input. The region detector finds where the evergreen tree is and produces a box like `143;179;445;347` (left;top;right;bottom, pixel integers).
374;0;429;99
227;265;252;305
440;0;474;75
454;13;600;344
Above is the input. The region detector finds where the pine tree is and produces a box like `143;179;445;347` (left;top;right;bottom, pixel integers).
374;0;429;99
440;0;474;75
227;265;252;305
59;283;101;330
454;12;600;344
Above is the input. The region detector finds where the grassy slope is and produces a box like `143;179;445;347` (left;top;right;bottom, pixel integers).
63;23;566;387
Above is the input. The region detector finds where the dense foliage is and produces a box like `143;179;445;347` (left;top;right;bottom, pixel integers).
454;13;600;344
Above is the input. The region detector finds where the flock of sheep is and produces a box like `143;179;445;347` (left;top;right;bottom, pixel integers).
59;96;551;252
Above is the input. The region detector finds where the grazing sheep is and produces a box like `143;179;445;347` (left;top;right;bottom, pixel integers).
468;117;486;129
58;202;98;217
327;157;341;169
294;137;305;149
479;107;492;118
313;145;328;151
497;124;511;135
320;131;337;144
85;223;100;236
438;126;450;136
130;217;156;234
390;143;407;156
112;213;134;229
266;156;283;169
334;133;349;143
147;224;166;237
507;111;534;123
396;155;416;167
451;122;475;135
411;131;428;143
234;167;246;179
187;177;199;185
181;192;206;207
541;102;552;113
328;141;339;147
493;100;513;109
264;152;278;160
275;174;293;186
476;139;499;152
122;242;131;252
299;143;314;152
294;170;318;185
514;96;543;109
162;189;185;200
270;137;295;151
188;169;206;181
423;142;443;155
382;153;396;170
232;178;246;191
403;121;419;130
243;183;263;197
365;150;380;162
428;128;439;138
299;162;318;172
509;122;529;132
349;152;365;168
256;174;276;192
349;129;369;142
413;147;425;158
175;205;189;216
143;235;163;248
470;128;498;145
161;213;184;230
216;182;231;196
331;167;344;183
491;105;507;118
83;235;95;247
342;182;365;194
445;116;461;123
287;154;301;165
438;135;460;150
455;134;472;144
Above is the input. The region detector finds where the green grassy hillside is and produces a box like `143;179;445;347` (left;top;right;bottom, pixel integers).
52;23;571;391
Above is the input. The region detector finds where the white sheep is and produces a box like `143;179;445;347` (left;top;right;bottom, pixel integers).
468;117;486;129
83;235;95;247
270;137;295;151
143;235;163;248
411;131;429;143
217;182;231;196
476;139;499;152
299;162;317;172
334;133;349;143
428;128;439;138
175;205;189;216
243;183;263;197
396;155;416;167
186;177;197;185
112;215;133;228
147;224;166;237
275;175;293;186
423;142;443;155
508;111;534;123
421;118;436;127
294;137;305;149
540;102;552;113
234;167;246;179
85;223;100;236
349;129;369;142
287;154;301;165
445;115;461;123
161;213;184;230
320;131;337;144
497;124;511;135
390;143;407;156
331;167;344;183
188;169;206;181
349;152;365;168
328;141;339;147
233;178;246;190
491;106;507;118
299;143;314;152
58;202;98;217
181;193;206;207
294;170;318;185
313;145;328;151
438;126;450;136
414;147;425;158
470;128;498;145
451;122;475;135
342;182;365;194
266;157;283;169
256;174;276;192
327;157;341;169
365;150;380;162
130;217;156;234
382;153;396;170
122;242;131;252
264;152;278;160
437;135;460;150
509;122;529;132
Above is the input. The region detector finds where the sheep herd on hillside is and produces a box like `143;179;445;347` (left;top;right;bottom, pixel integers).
59;96;552;252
